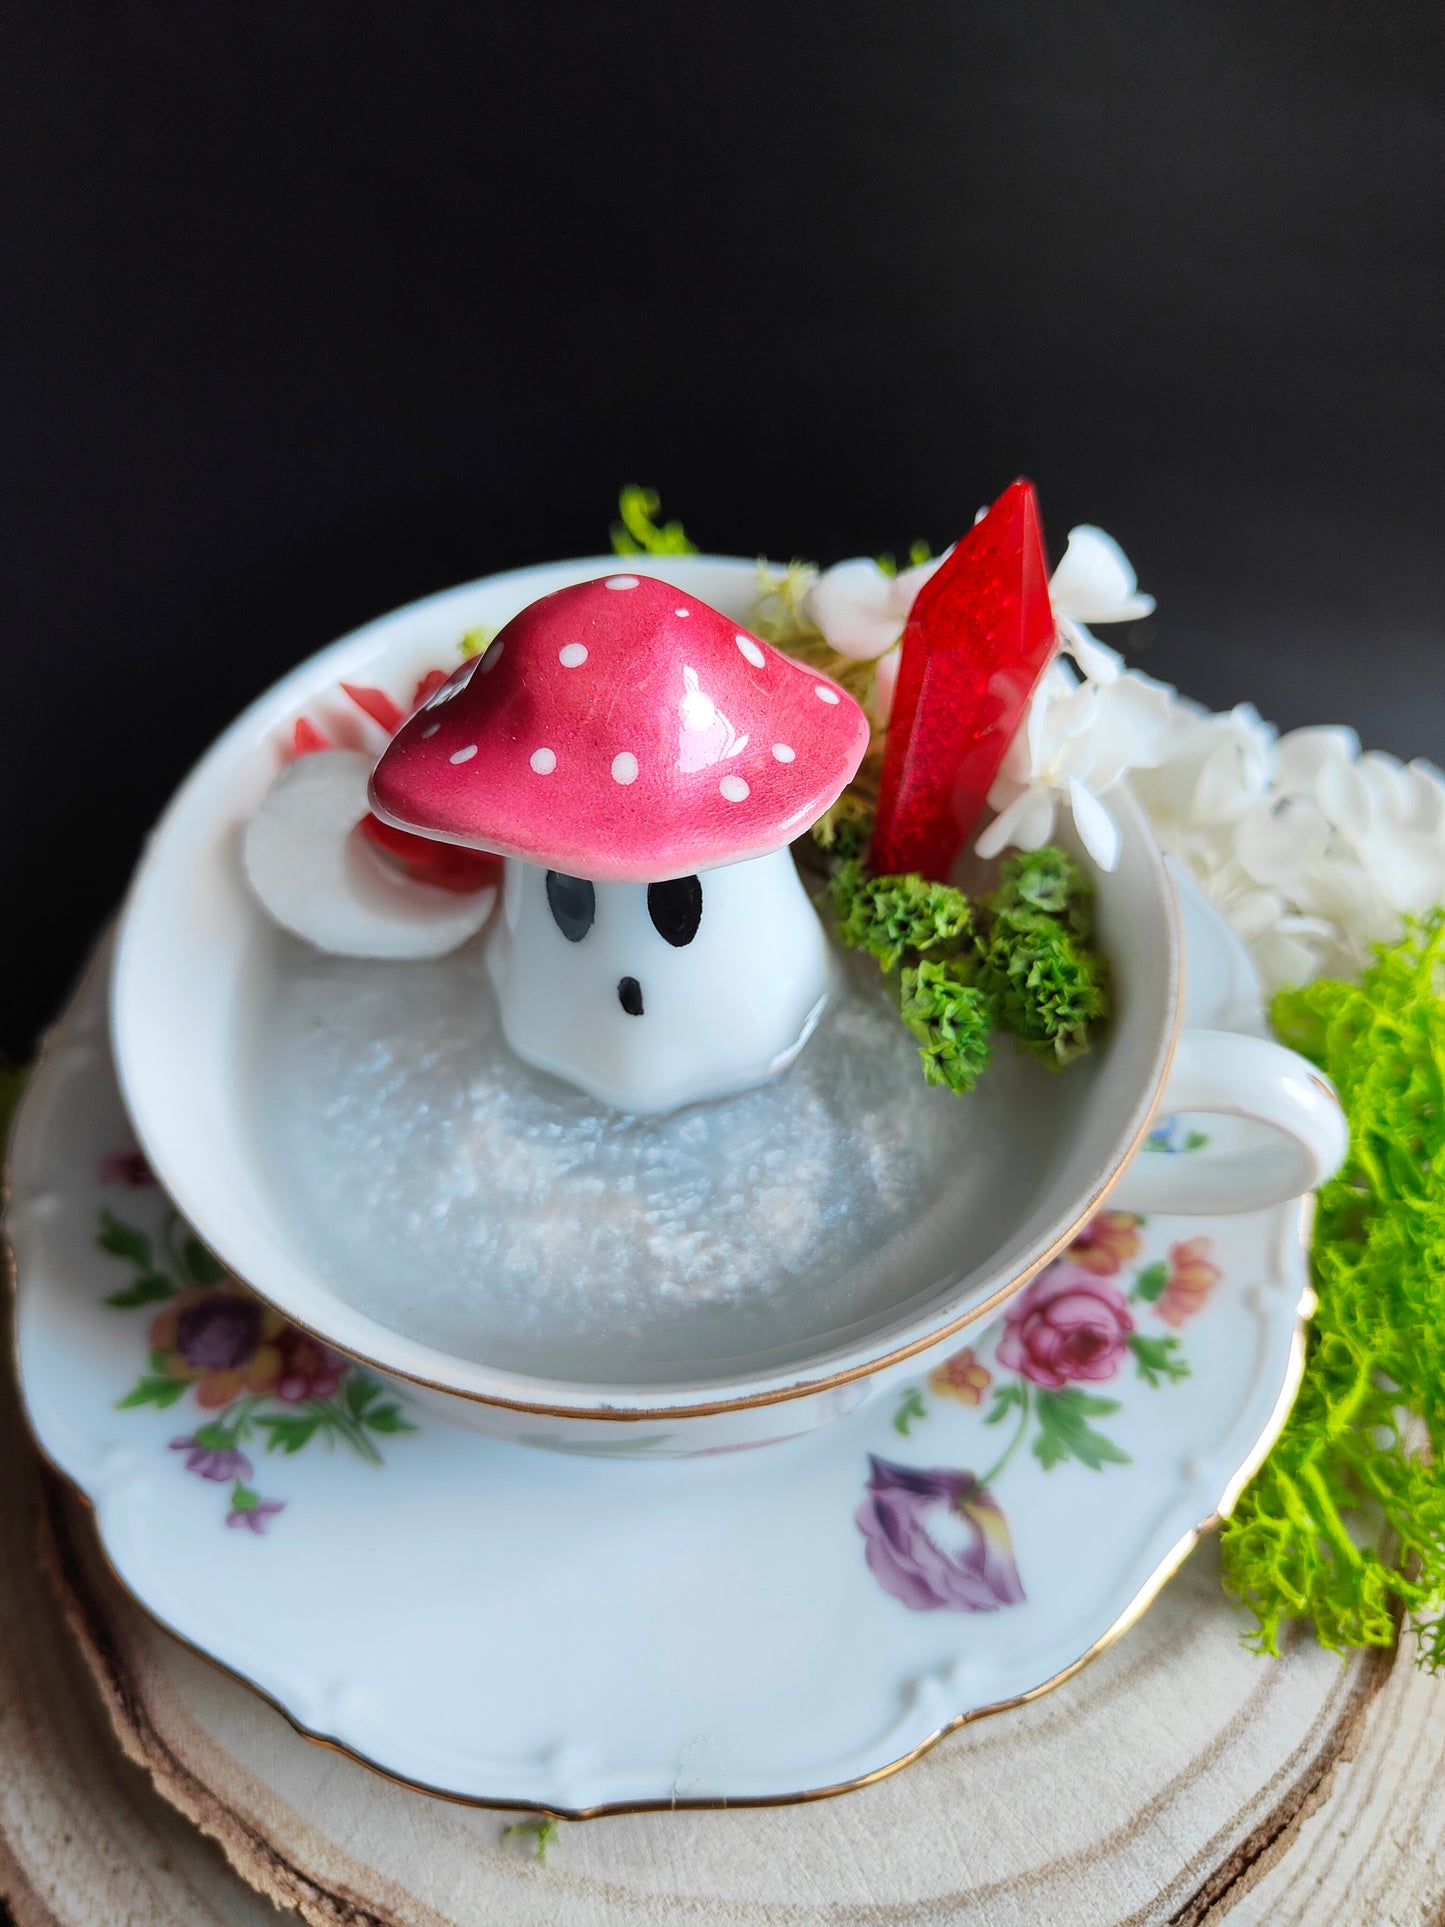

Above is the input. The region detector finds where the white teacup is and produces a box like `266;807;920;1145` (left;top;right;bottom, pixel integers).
111;556;1345;1456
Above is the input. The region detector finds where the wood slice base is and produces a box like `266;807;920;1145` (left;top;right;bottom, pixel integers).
5;1354;1445;1927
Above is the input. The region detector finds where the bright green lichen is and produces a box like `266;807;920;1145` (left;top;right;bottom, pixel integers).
875;539;934;577
1220;911;1445;1664
503;1816;561;1862
609;485;697;558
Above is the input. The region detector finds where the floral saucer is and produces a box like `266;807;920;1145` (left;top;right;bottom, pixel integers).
9;878;1311;1815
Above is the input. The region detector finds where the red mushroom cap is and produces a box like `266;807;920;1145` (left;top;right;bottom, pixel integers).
368;574;870;881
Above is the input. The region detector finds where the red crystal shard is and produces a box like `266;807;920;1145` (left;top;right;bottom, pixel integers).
870;478;1057;881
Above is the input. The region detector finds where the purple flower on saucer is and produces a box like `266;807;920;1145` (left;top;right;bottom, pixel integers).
856;1455;1025;1612
226;1496;286;1534
170;1434;252;1483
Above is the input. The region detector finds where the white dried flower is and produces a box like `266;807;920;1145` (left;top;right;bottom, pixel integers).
1048;525;1155;685
801;553;943;663
1131;705;1445;993
979;665;1173;871
803;522;1151;726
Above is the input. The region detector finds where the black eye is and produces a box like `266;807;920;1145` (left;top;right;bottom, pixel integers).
647;875;703;947
546;871;595;942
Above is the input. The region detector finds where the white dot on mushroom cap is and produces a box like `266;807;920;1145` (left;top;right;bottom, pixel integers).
479;640;504;673
611;751;639;785
422;723;440;739
675;607;689;617
558;643;588;667
450;744;478;765
772;743;795;762
530;747;557;774
720;774;750;802
604;575;640;590
735;633;765;668
814;684;841;704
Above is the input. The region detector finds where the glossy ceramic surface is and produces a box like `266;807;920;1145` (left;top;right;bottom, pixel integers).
369;573;870;878
485;844;836;1111
11;920;1311;1813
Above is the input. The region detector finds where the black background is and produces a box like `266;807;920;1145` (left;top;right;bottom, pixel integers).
3;0;1442;1059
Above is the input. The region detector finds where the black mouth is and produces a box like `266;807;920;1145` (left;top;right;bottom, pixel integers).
618;976;644;1017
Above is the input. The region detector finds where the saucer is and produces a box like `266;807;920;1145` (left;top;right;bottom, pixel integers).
10;890;1311;1814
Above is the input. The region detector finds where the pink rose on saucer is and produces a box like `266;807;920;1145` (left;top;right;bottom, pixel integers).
996;1269;1134;1390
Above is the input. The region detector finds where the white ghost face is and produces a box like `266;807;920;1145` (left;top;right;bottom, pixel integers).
484;845;835;1113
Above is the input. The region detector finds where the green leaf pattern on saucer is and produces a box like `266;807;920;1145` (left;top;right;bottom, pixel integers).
97;1148;415;1532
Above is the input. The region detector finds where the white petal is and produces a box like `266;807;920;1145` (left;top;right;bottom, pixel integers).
1406;759;1445;834
1191;721;1273;825
1066;777;1121;870
1273;725;1360;798
976;785;1056;859
1234;797;1332;888
1055;614;1123;684
1249;926;1331;995
888;547;949;615
987;768;1022;811
1063;673;1173;788
1048;525;1155;625
1221;886;1287;942
1355;828;1445;915
999;671;1069;786
802;559;902;659
1296;851;1397;941
1355;750;1415;826
1313;753;1373;838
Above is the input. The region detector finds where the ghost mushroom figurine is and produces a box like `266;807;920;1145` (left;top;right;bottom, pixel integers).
369;573;870;1112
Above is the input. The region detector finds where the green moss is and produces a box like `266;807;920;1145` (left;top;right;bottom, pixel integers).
822;838;1107;1095
1220;912;1445;1664
609;485;697;558
503;1816;561;1862
830;864;973;973
899;961;994;1096
987;845;1095;938
973;850;1108;1068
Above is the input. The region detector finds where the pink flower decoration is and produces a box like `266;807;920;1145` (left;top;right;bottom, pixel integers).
997;1268;1134;1390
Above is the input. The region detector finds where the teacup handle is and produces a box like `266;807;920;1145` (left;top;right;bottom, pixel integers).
1110;1028;1348;1215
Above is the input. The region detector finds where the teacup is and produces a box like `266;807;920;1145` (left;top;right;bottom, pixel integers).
110;555;1345;1456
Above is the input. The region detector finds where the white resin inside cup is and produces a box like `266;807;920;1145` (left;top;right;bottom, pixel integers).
249;936;1086;1385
